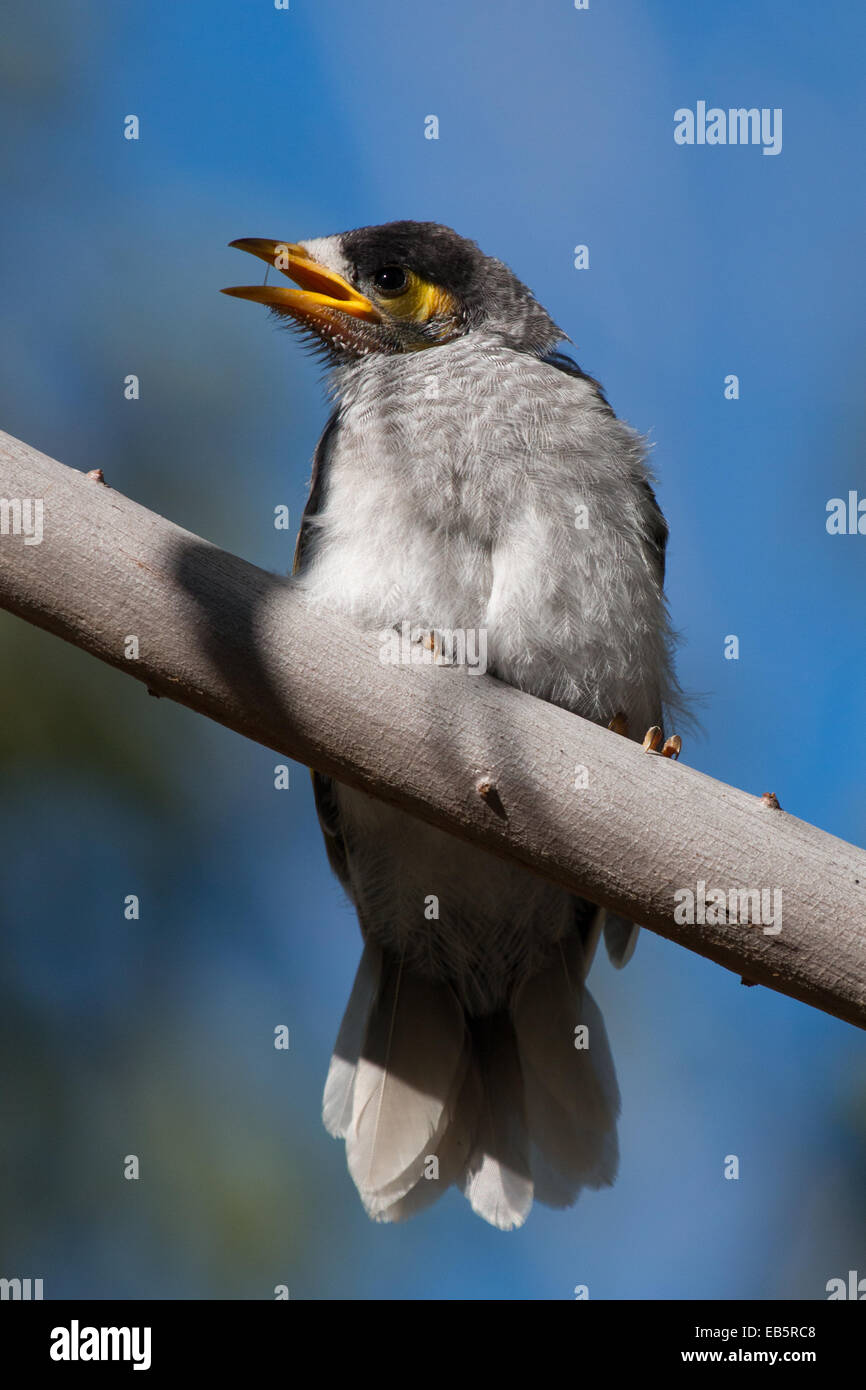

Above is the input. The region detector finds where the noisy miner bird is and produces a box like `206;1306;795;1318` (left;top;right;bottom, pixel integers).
224;221;682;1230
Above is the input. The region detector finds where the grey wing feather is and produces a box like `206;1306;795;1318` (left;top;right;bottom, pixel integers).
298;411;355;898
292;406;340;576
311;771;353;899
637;475;668;588
602;913;640;969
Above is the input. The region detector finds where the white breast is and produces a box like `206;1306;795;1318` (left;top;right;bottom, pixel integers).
296;335;673;733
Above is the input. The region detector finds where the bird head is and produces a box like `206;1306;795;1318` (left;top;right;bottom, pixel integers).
222;221;563;360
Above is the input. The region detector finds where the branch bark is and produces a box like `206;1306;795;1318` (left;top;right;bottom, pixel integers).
1;427;865;1027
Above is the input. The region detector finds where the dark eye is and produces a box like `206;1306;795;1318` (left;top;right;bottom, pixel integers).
372;264;409;295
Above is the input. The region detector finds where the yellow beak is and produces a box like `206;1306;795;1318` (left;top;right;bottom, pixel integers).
221;239;381;325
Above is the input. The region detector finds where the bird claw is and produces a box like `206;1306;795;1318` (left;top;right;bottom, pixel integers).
607;712;629;737
642;726;682;759
411;627;449;665
420;629;441;658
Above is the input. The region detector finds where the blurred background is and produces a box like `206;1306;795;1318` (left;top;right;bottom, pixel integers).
1;0;864;1299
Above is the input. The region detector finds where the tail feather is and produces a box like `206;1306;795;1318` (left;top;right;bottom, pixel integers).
326;932;621;1229
322;942;383;1139
462;1016;534;1231
370;1057;480;1223
345;954;468;1211
513;940;620;1192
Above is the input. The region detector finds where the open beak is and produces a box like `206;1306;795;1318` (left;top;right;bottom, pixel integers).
221;239;381;328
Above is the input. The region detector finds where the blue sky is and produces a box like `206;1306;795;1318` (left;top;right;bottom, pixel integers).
1;0;864;1298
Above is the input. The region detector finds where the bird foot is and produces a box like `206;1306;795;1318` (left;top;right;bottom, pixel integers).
412;627;452;665
642;725;682;759
609;714;682;760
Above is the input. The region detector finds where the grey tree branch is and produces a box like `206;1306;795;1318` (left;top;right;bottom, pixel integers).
1;427;864;1028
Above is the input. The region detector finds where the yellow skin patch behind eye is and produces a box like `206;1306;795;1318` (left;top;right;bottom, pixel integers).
377;272;460;339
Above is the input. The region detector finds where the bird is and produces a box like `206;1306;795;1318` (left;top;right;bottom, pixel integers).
223;221;682;1230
